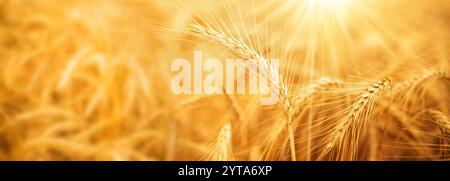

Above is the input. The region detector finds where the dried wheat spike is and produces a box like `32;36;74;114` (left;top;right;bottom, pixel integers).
429;110;450;137
428;110;450;160
392;69;449;94
217;123;233;161
319;79;391;160
191;23;297;160
190;24;282;89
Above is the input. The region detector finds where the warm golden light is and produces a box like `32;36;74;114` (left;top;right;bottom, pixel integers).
289;0;353;13
0;0;449;161
313;0;352;10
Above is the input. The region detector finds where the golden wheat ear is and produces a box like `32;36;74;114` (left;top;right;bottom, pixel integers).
429;111;450;136
191;24;259;60
203;123;234;161
427;110;450;160
319;79;391;161
190;23;298;161
392;69;449;95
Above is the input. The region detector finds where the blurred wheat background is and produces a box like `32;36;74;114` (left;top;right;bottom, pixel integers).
0;0;449;161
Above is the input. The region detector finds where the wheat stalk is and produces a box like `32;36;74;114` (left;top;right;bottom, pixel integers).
319;79;391;160
191;23;297;161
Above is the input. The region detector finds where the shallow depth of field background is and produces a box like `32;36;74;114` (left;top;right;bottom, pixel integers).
0;0;449;161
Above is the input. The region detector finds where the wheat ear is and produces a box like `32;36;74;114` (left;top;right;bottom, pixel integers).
392;69;449;94
428;110;450;160
429;110;450;137
319;79;391;160
191;24;297;161
217;123;233;161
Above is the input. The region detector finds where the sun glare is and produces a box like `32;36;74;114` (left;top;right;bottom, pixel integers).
306;0;352;13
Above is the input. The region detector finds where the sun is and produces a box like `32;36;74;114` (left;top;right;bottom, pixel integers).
283;0;354;19
309;0;352;12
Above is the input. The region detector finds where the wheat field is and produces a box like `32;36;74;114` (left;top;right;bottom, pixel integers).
0;0;449;161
